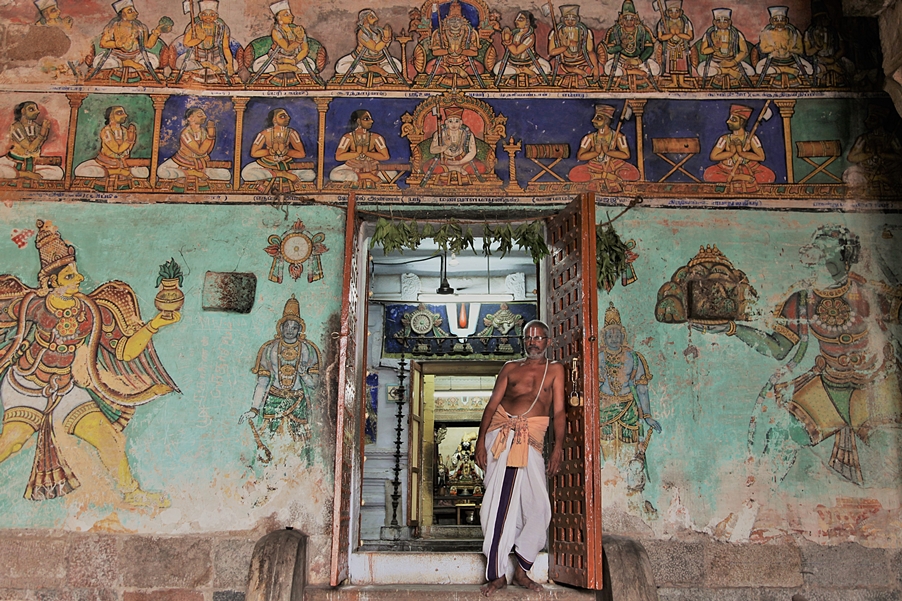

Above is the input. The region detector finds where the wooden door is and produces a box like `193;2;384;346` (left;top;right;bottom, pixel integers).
330;193;366;586
546;193;603;589
406;360;424;530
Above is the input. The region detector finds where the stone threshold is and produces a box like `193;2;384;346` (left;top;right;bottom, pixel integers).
306;584;596;601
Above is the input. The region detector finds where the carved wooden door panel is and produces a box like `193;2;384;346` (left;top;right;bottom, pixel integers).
546;193;603;589
330;193;366;586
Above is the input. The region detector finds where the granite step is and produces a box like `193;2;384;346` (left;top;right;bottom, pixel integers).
306;584;597;601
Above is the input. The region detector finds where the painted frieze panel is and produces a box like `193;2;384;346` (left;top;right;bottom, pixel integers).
1;90;898;204
0;0;886;94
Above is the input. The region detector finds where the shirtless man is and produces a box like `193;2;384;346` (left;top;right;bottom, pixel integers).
475;320;565;597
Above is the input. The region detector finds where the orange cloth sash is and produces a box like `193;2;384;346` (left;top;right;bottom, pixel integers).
488;405;549;468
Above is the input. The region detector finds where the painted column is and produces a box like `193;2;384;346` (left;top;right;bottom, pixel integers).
775;99;796;184
150;95;167;188
503;137;522;191
64;93;87;189
631;99;647;181
315;97;332;190
232;97;250;192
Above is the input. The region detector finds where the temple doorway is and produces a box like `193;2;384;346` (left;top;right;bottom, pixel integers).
331;194;604;588
359;226;539;549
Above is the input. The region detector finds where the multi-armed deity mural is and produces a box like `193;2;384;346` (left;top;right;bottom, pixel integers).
0;0;897;203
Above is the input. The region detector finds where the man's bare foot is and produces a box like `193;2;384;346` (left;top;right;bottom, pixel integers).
512;564;544;592
480;575;507;597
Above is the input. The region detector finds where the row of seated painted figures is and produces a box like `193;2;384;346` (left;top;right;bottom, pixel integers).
4;96;899;194
34;0;868;90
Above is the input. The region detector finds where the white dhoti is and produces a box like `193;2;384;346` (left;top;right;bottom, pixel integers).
480;426;551;581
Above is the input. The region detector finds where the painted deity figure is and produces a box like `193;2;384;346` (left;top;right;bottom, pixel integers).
843;104;902;192
334;9;404;85
755;5;813;87
176;0;234;83
603;0;661;88
493;11;551;85
242;295;320;466
697;226;902;484
0;102;63;182
157;108;230;188
698;8;754;88
240;107;314;191
424;0;483;87
330;109;394;188
569;104;640;193
92;0;165;78
547;4;599;87
0;220;179;506
803;0;853;87
34;0;73;28
655;0;694;88
599;303;661;476
74;105;149;190
252;0;318;79
703;104;775;193
421;106;487;184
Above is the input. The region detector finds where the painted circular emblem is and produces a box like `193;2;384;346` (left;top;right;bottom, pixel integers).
281;232;313;264
410;309;435;334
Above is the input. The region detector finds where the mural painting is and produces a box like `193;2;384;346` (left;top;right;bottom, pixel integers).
0;97;67;190
241;99;317;193
72;94;155;192
242;294;322;465
653;225;902;489
599;302;662;502
686;226;901;485
0;0;883;94
157;95;235;192
0;220;180;508
0;90;892;203
173;0;237;86
264;219;328;284
332;9;407;88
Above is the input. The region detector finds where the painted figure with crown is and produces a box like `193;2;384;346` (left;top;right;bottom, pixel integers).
599;302;661;476
0;220;179;506
693;226;902;485
420;105;488;184
241;295;321;465
602;0;660;89
703;104;775;193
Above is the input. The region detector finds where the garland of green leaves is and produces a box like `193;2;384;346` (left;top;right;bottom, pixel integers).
370;218;550;263
369;217;631;291
596;223;630;292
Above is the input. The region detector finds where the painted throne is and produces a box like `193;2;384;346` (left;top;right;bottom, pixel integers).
401;91;505;189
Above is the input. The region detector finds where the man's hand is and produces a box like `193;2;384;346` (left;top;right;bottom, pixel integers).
645;417;662;433
475;438;487;471
546;446;563;476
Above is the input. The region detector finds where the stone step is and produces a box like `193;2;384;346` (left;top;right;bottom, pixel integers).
348;551;548;585
306;584;597;601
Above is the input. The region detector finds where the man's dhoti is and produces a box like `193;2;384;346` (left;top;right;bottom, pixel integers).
480;426;551;581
